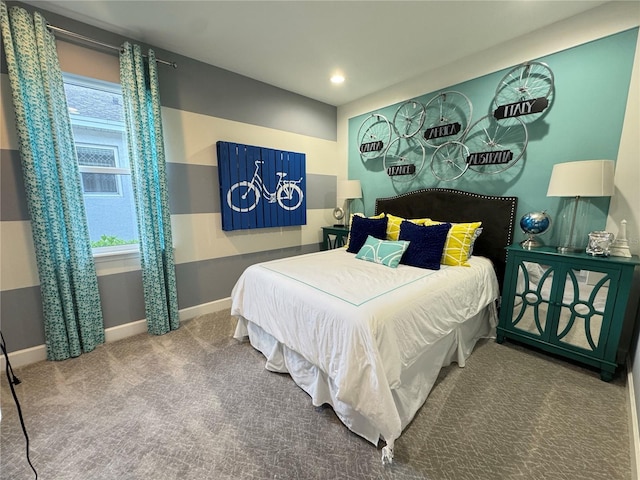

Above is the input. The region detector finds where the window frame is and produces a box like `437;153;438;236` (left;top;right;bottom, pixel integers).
63;72;140;259
76;143;126;196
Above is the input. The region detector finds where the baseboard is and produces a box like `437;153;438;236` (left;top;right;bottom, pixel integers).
0;344;47;371
628;361;640;480
178;297;232;321
1;298;232;370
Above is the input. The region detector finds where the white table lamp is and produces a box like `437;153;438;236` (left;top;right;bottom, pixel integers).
546;159;615;253
338;180;362;228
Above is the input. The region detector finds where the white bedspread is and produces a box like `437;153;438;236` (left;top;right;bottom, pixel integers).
231;248;499;452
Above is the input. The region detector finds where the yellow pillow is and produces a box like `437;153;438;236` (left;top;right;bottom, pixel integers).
423;220;482;266
345;212;385;248
386;214;431;240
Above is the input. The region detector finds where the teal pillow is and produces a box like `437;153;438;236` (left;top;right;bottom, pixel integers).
355;235;410;268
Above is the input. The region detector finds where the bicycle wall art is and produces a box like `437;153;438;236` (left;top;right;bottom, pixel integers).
217;141;306;231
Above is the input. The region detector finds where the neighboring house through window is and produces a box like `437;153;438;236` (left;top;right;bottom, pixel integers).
63;73;139;253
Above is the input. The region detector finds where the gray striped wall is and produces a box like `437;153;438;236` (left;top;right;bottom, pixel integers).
1;2;338;354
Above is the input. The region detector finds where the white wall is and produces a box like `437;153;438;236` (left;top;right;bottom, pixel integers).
607;12;640;477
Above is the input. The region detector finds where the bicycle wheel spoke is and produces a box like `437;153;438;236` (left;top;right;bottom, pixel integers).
449;160;464;172
521;69;530;86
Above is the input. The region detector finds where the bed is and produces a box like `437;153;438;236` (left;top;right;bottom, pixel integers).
231;188;518;463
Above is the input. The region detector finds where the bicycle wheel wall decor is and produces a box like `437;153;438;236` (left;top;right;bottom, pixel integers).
392;99;426;138
430;141;470;181
357;113;392;161
492;61;555;125
384;136;426;183
463;115;528;175
217;141;306;231
352;60;555;183
423;91;473;148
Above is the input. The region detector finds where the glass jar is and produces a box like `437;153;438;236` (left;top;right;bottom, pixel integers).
586;231;615;256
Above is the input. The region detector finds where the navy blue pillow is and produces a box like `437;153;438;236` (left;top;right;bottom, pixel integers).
346;215;389;253
399;220;451;270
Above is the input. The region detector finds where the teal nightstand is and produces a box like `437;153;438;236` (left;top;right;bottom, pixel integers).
322;226;349;250
497;245;640;381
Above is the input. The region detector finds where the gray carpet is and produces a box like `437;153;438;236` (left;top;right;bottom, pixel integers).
0;310;631;480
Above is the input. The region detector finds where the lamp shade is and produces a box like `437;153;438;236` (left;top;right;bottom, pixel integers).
338;180;362;199
547;160;615;197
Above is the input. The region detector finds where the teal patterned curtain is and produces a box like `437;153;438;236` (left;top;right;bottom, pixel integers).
0;3;105;360
120;42;179;335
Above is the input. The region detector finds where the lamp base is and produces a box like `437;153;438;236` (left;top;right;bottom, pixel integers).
556;245;583;254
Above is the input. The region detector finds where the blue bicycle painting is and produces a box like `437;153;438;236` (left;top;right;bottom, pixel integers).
227;160;304;212
217;141;307;231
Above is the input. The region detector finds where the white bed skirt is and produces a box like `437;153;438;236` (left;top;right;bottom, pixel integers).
234;302;497;447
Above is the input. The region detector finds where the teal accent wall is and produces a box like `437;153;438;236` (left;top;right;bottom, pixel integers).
348;28;638;246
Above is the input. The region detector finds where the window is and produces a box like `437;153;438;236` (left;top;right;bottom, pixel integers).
77;144;121;195
63;73;139;253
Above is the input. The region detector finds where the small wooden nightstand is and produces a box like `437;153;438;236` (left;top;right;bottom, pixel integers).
497;244;640;381
322;226;350;250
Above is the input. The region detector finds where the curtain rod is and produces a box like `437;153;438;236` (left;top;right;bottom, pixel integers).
47;24;178;69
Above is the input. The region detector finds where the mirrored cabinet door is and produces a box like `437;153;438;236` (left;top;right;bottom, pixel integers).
509;261;555;339
552;268;613;355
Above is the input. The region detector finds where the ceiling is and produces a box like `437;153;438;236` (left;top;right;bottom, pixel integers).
25;1;612;107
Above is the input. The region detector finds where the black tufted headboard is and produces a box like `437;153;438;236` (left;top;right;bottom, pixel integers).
375;188;518;288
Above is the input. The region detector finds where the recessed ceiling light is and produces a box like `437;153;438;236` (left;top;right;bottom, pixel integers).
331;74;345;84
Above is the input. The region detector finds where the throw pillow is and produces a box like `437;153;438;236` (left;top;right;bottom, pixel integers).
346;215;389;253
385;213;431;240
423;219;482;266
355;235;410;268
345;212;385;249
398;221;451;270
